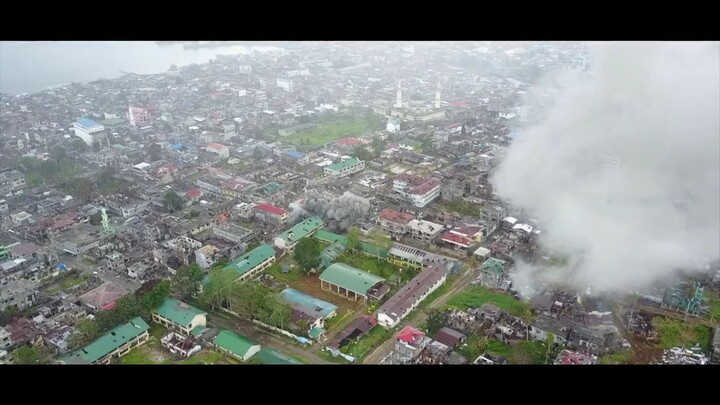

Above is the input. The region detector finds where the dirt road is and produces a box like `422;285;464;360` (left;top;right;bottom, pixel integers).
362;267;476;364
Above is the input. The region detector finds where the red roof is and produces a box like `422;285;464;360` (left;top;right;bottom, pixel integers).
442;231;472;247
207;143;226;151
255;203;286;216
396;325;425;344
186;188;202;198
336;137;361;146
379;208;414;224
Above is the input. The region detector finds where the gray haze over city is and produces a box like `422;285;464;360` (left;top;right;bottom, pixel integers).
1;41;718;366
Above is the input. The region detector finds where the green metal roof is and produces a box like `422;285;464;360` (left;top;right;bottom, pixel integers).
63;317;150;364
255;347;302;364
320;263;385;296
314;229;348;244
321;241;347;268
263;182;284;195
309;327;326;340
224;244;276;277
275;216;324;245
482;257;505;275
314;230;387;259
326;157;362;172
155;298;206;328
190;325;208;337
213;330;259;359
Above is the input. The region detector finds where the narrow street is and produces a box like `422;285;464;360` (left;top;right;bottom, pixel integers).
362;267;477;364
206;311;332;364
58;252;142;292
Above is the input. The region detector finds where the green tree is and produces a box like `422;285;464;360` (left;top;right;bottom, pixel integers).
426;308;447;336
352;145;372;161
68;317;101;349
545;332;556;364
294;238;321;273
188;209;200;218
420;138;434;154
368;228;392;251
252;147;263;160
0;305;20;326
201;268;240;310
18;156;38;172
346;226;361;253
73;138;88;150
12;345;48;364
140;280;171;313
40;159;58;179
52;146;67;163
115;295;141;323
172;263;206;300
163;190;184;213
371;137;387;156
89;212;103;226
76;178;93;201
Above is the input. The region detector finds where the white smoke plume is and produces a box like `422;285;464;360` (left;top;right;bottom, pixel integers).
304;190;371;232
493;42;720;293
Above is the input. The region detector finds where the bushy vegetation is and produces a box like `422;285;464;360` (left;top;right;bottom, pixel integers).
446;286;532;319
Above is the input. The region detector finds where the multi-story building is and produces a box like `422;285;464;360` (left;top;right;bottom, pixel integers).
62;317;150;364
324;157;365;177
287;150;309;165
212;223;254;244
377;208;415;237
392;174;441;208
0;279;39;311
72;118;105;146
277;77;294;92
195;245;221;270
0;326;11;350
392;326;431;364
407;219;444;243
254;203;289;225
0;171;25;194
128;106;151;127
223;244;276;282
152;298;207;335
273;216;324;250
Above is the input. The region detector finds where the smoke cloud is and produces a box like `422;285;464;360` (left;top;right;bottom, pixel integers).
492;42;720;293
304;190;370;232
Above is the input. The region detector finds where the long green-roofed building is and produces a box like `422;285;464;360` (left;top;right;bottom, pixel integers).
62;317;150;364
224;244;277;281
324;157;365;177
273;216;324;250
152;298;207;335
320;263;387;302
213;330;261;362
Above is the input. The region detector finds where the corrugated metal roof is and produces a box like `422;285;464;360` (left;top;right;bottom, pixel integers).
320;263;385;296
63;317;149;364
154;298;206;327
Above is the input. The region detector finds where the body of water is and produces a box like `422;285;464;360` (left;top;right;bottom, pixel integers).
0;41;283;95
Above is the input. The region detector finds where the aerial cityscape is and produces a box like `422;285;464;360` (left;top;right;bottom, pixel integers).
0;41;718;365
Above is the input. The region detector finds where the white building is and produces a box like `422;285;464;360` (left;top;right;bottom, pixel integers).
277;77;295;92
393;174;442;208
195;245;220;270
407;219;444;243
73;118;105;146
376;266;447;328
387;118;401;134
324;157;365;177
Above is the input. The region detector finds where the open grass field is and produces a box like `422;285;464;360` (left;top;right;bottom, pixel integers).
651;316;713;351
284;117;382;146
445;286;533;319
340;325;393;360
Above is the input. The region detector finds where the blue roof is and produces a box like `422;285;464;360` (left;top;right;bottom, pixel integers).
287;150;305;159
169;143;186;150
77;118;101;128
279;287;337;318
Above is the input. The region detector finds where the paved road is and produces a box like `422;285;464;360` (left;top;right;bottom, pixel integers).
362;266;477;364
206;311;332;364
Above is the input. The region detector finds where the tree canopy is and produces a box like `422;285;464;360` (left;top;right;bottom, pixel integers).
12;345;49;364
163;190;184;212
294;238;321;273
172;263;205;300
426;308;447;336
346;226;361;253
